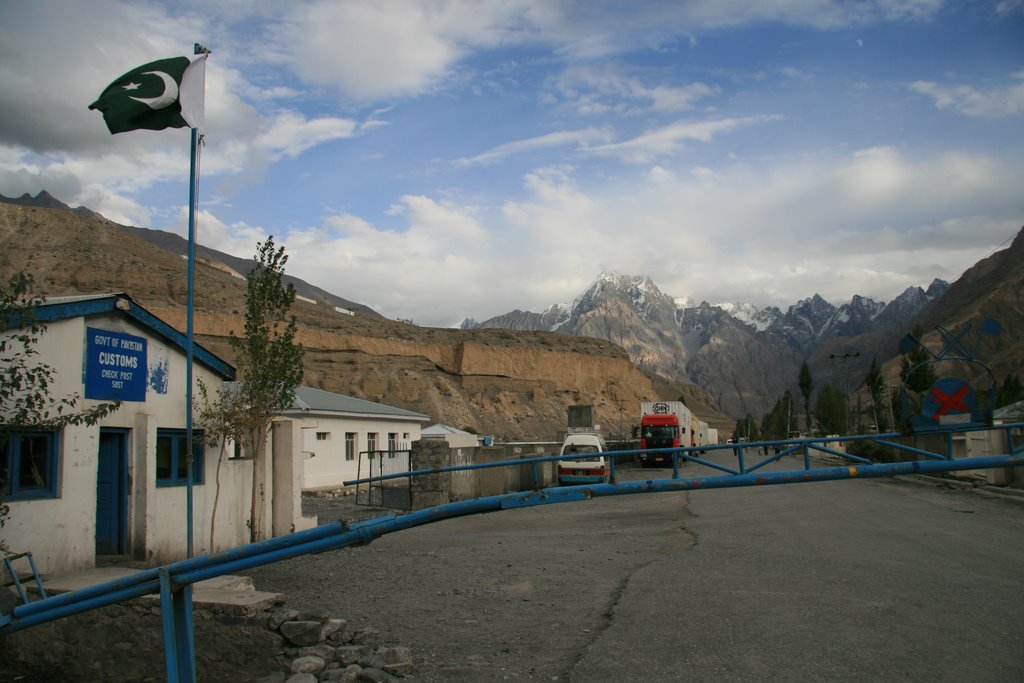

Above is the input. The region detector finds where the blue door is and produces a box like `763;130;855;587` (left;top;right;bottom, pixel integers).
96;429;128;555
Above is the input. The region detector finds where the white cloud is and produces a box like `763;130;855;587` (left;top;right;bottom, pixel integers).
281;0;549;101
170;208;269;259
0;0;201;153
365;147;999;319
156;143;1023;328
996;0;1024;16
1;0;1020;329
588;116;774;164
454;127;612;167
387;195;487;244
274;0;949;103
256;111;359;159
909;76;1024;119
665;0;944;31
553;65;719;115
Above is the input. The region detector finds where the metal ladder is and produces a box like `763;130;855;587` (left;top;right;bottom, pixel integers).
2;551;48;618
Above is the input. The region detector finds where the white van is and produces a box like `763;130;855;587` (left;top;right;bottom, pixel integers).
557;433;610;485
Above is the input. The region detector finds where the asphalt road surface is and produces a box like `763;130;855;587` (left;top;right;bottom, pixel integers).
574;454;1024;682
249;453;1024;682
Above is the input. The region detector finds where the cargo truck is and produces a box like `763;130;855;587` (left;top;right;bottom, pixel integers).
639;401;691;467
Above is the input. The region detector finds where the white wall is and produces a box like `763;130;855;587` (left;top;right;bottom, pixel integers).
298;415;423;491
3;423;97;574
272;419;317;536
2;313;252;574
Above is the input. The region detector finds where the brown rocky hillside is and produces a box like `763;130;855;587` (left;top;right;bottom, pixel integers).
1;203;730;440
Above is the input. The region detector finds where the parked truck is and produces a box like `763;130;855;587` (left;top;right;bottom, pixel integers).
639;401;691;467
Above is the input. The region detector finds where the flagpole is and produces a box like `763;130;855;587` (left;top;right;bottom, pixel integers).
184;42;209;562
186;124;198;559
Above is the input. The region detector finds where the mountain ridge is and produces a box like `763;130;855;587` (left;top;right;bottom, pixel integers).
4;190;1019;428
2;197;725;440
464;260;1021;420
0;191;380;320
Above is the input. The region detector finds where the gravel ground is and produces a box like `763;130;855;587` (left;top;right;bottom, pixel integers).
244;465;695;681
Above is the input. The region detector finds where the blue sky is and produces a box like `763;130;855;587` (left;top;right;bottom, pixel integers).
1;0;1022;327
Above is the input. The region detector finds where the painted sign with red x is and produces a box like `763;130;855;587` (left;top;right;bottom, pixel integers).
922;378;977;423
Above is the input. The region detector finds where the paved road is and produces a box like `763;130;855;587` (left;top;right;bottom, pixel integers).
250;454;1024;681
572;453;1024;681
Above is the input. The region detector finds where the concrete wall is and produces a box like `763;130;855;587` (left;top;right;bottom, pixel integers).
271;419;318;536
439;442;559;503
297;414;423;492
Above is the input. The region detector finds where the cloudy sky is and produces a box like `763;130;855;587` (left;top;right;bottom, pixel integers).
2;1;1022;327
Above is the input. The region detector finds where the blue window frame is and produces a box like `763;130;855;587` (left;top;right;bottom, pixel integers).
156;429;204;486
1;430;60;500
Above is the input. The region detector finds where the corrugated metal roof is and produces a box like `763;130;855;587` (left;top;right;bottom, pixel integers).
422;424;474;437
286;385;430;421
993;399;1024;420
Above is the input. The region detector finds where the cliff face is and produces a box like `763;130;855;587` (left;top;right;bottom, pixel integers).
0;203;660;441
150;307;655;440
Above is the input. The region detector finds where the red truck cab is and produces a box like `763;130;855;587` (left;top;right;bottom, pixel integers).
639;413;680;467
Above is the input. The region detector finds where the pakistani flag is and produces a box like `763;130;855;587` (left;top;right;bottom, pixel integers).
89;56;206;134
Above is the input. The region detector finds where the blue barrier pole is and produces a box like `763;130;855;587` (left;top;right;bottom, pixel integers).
3;427;1021;641
159;568;197;683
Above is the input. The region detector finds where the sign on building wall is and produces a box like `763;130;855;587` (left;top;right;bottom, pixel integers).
85;327;147;401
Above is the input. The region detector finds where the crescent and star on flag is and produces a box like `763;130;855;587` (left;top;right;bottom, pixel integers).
89;52;206;134
123;71;179;110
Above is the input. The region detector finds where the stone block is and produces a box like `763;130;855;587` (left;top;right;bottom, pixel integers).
297;644;335;660
280;620;327;647
356;667;392;683
352;627;381;649
294;608;330;623
379;646;413;676
320;617;345;640
268;608;300;630
290;654;326;674
335;645;370;665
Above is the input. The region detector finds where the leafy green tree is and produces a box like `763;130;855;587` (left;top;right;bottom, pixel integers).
997;374;1023;407
814;384;847;435
798;361;814;434
197;238;304;543
865;358;887;432
733;414;760;442
194;379;249;549
899;325;938;424
761;391;796;439
900;324;937;394
1;273;121;551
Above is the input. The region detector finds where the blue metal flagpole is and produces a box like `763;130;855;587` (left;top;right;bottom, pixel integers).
185;125;198;559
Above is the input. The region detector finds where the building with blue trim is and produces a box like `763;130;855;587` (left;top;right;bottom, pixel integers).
1;293;315;575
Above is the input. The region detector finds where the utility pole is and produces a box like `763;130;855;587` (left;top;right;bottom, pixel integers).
616;399;625;441
829;352;860;434
786;394;792;436
886;383;897;433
